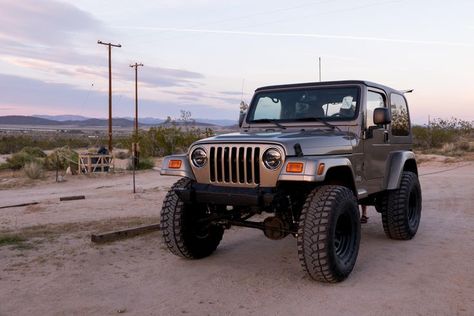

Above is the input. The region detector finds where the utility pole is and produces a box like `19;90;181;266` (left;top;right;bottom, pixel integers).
97;40;121;153
130;63;144;139
130;62;143;194
318;57;322;82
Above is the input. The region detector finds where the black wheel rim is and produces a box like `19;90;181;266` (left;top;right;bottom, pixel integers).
407;187;420;228
185;204;212;239
334;211;354;262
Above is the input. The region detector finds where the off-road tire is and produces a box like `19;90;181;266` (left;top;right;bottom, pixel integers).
160;177;224;259
297;185;361;283
381;171;422;240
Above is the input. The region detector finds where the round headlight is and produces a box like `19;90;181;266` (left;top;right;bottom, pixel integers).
263;148;282;170
191;147;207;167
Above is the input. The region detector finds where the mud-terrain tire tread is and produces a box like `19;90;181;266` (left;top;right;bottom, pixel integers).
381;171;421;240
297;185;360;283
160;177;223;259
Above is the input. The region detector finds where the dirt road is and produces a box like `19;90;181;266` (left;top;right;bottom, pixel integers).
1;163;473;315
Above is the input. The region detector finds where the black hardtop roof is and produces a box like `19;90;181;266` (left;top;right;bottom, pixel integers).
255;80;401;95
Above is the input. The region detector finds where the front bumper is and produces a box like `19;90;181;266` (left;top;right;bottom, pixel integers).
175;183;275;207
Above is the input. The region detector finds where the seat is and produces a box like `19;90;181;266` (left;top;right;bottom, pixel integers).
308;103;324;117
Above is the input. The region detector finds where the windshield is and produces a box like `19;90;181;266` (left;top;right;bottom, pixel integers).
247;87;359;123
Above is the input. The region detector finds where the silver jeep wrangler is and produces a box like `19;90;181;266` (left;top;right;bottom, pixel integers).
160;80;422;282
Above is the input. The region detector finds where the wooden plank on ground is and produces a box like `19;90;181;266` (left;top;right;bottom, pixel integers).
60;195;85;201
0;202;39;209
91;223;160;243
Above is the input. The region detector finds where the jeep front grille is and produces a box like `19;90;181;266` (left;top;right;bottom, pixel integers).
209;146;260;184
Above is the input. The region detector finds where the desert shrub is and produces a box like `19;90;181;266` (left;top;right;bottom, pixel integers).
23;161;44;179
45;146;79;171
137;157;155;170
6;147;46;170
457;141;470;151
114;151;130;159
119;126;213;157
127;157;155;170
0;135;100;154
413;118;473;150
20;146;47;158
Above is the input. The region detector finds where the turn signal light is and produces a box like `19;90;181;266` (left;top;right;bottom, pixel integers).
286;162;304;173
317;163;325;175
168;160;182;169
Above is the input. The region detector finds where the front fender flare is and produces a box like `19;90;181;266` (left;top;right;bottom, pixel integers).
160;154;195;180
278;156;354;183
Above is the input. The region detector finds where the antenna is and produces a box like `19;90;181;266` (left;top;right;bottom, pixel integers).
241;78;245;102
401;89;414;94
318;57;322;82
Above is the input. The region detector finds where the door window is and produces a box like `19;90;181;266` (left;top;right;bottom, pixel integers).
366;91;385;127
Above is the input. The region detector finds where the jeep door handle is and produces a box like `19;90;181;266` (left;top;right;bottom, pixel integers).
383;130;389;143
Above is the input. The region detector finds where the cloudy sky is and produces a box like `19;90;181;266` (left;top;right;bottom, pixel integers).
0;0;473;123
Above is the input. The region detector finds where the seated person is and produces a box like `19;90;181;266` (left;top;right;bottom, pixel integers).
295;101;324;119
338;96;355;118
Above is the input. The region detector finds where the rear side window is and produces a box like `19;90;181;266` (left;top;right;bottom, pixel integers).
390;94;410;136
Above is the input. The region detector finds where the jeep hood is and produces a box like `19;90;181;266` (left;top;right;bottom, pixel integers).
194;129;356;156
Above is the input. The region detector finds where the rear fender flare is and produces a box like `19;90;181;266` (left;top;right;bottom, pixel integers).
384;151;417;190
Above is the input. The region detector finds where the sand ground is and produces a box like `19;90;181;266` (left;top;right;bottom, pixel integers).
0;161;473;315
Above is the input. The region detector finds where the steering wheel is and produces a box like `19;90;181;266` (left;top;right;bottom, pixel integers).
331;113;341;117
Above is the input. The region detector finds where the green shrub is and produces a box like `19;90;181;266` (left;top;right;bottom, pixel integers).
138;157;155;170
413;118;473;150
0;135;100;154
127;157;155;170
23;161;44;179
6;147;46;170
20;146;47;158
119;126;213;157
45;146;79;171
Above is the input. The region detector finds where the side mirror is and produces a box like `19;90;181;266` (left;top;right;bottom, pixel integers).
373;108;391;125
239;111;246;128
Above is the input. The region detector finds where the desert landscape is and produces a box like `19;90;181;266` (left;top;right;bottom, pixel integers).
1;156;473;315
1;1;474;315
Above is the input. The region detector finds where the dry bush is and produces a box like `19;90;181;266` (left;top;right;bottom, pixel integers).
45;146;78;171
114;151;130;159
470;142;474;151
23;161;44;179
441;143;455;152
457;141;470;151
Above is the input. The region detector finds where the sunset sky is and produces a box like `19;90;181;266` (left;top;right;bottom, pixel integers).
0;0;473;123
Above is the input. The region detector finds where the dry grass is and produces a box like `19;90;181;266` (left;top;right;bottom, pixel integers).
23;161;44;179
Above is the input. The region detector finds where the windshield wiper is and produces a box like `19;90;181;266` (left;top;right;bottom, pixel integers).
293;117;340;131
250;119;286;129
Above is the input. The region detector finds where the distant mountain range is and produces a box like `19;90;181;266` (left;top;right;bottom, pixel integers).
0;115;236;127
33;115;236;126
